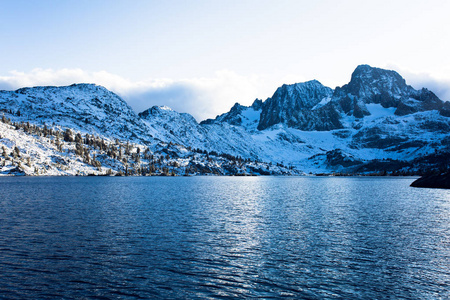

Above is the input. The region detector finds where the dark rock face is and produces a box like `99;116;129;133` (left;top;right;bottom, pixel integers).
257;80;333;130
353;159;410;174
419;119;450;133
395;89;443;116
251;99;263;110
351;126;409;149
371;91;400;108
301;102;344;131
412;88;443;110
440;102;450;117
394;99;420;116
335;65;445;118
216;103;247;126
339;96;370;118
411;171;450;189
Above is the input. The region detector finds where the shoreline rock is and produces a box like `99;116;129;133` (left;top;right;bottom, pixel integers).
410;171;450;189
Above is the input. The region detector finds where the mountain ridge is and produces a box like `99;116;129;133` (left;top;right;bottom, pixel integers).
209;65;448;131
1;65;449;176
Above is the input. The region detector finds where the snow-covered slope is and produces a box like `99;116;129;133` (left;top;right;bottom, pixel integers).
0;119;298;176
140;105;266;158
139;104;449;173
0;84;152;142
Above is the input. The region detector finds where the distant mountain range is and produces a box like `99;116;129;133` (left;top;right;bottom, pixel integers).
0;65;449;176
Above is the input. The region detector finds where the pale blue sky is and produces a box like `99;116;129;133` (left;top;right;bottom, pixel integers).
1;0;450;120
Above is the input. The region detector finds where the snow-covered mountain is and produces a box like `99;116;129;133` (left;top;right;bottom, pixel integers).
0;84;152;142
208;65;449;131
1;65;449;175
168;65;450;173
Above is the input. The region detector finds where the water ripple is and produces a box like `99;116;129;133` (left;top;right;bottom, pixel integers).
0;176;449;299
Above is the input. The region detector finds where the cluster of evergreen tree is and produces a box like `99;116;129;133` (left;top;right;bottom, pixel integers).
1;113;298;176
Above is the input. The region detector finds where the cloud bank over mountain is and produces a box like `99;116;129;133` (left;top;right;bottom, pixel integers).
0;67;449;121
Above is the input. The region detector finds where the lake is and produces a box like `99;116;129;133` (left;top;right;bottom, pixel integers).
0;176;449;299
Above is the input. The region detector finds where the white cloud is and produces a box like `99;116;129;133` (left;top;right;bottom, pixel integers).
0;68;274;121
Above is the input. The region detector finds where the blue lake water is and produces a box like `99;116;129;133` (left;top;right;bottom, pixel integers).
0;176;449;299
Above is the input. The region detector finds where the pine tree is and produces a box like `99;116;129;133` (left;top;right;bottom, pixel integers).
1;146;7;158
64;129;74;142
43;124;48;137
14;146;20;158
75;133;83;144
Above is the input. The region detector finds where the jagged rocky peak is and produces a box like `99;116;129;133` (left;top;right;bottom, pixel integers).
332;65;447;118
333;64;414;114
338;64;412;100
257;80;333;130
251;99;263;110
229;102;247;115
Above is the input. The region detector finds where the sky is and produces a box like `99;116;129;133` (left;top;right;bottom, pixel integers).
1;0;450;121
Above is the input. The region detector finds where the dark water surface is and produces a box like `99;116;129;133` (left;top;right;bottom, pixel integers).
0;176;449;299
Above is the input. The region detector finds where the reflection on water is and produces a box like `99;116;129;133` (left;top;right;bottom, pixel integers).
0;176;449;299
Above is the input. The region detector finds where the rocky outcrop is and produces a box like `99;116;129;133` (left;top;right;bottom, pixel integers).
440;102;450;117
411;171;450;189
325;149;362;168
257;80;333;130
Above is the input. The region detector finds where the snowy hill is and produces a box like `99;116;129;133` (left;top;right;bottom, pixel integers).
0;84;152;142
1;65;449;175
